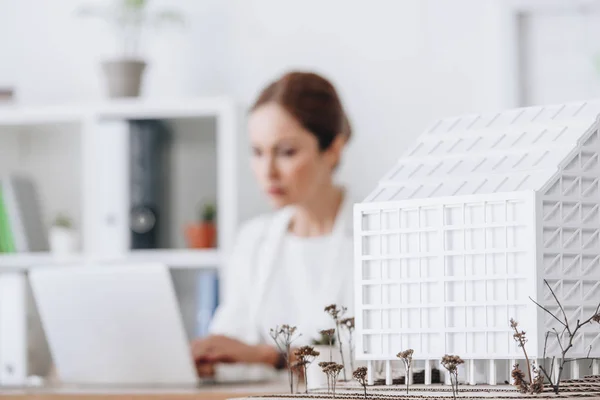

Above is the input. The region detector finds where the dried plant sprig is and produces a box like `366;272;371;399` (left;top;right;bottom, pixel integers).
340;317;355;371
325;304;348;381
510;319;533;388
353;367;368;399
511;364;529;394
396;349;414;394
530;363;544;394
269;324;301;394
340;318;354;329
324;363;344;398
441;354;464;400
293;346;320;394
319;361;336;393
324;304;346;320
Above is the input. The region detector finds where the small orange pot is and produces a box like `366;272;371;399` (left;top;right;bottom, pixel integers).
185;222;216;248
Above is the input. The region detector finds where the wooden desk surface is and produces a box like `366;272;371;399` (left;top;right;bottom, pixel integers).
0;381;288;400
0;394;248;400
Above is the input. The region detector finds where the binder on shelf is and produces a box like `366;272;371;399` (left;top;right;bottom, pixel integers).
0;272;51;385
0;272;28;385
195;270;219;338
0;187;15;253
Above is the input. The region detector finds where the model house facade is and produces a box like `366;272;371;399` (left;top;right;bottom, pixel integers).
354;100;600;385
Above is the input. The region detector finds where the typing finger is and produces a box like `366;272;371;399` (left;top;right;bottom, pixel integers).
196;362;215;378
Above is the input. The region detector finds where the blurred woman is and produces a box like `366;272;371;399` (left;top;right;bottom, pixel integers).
191;71;354;381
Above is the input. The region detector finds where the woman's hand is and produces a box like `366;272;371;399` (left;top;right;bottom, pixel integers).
191;335;280;376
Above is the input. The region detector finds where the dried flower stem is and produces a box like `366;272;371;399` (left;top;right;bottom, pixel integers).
325;304;348;381
341;317;355;372
353;367;368;399
397;349;414;394
270;325;301;394
319;329;335;362
323;363;343;398
509;319;533;386
294;346;320;394
319;362;334;393
441;354;464;400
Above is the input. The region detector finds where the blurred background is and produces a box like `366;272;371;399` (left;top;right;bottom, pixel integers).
1;0;600;384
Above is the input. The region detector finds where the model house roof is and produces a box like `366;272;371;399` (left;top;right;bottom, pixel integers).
365;100;600;203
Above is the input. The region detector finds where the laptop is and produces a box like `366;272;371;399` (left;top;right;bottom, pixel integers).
29;262;206;387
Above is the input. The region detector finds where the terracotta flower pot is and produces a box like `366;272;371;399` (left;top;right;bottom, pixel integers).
185;222;216;248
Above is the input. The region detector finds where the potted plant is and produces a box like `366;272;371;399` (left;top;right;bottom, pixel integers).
307;326;365;390
305;330;337;390
185;203;216;249
49;214;78;254
76;0;184;98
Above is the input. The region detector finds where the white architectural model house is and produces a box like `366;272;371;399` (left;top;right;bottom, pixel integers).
354;100;600;385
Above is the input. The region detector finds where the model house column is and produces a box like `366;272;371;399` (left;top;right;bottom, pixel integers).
385;360;392;385
487;359;496;385
571;360;580;380
424;359;432;385
468;359;476;385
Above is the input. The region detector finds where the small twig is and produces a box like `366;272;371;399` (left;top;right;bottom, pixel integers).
529;296;566;328
543;279;570;333
562;356;599;364
552;328;566;354
579;303;600;326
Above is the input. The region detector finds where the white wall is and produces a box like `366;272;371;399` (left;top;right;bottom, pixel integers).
219;0;513;220
0;0;514;224
520;7;600;105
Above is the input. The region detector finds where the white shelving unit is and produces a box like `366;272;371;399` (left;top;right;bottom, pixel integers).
0;249;220;270
0;96;238;269
0;97;238;384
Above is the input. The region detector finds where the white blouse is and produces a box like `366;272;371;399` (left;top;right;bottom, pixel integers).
258;233;353;346
208;192;355;381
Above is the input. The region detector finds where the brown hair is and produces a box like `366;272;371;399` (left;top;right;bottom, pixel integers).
250;71;352;150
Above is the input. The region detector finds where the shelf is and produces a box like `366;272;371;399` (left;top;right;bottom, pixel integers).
96;97;234;120
0;249;220;271
0;253;86;269
0;97;234;126
0;104;84;125
106;249;220;269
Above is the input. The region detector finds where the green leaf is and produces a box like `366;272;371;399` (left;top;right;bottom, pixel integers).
201;203;216;222
53;214;73;228
124;0;147;10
